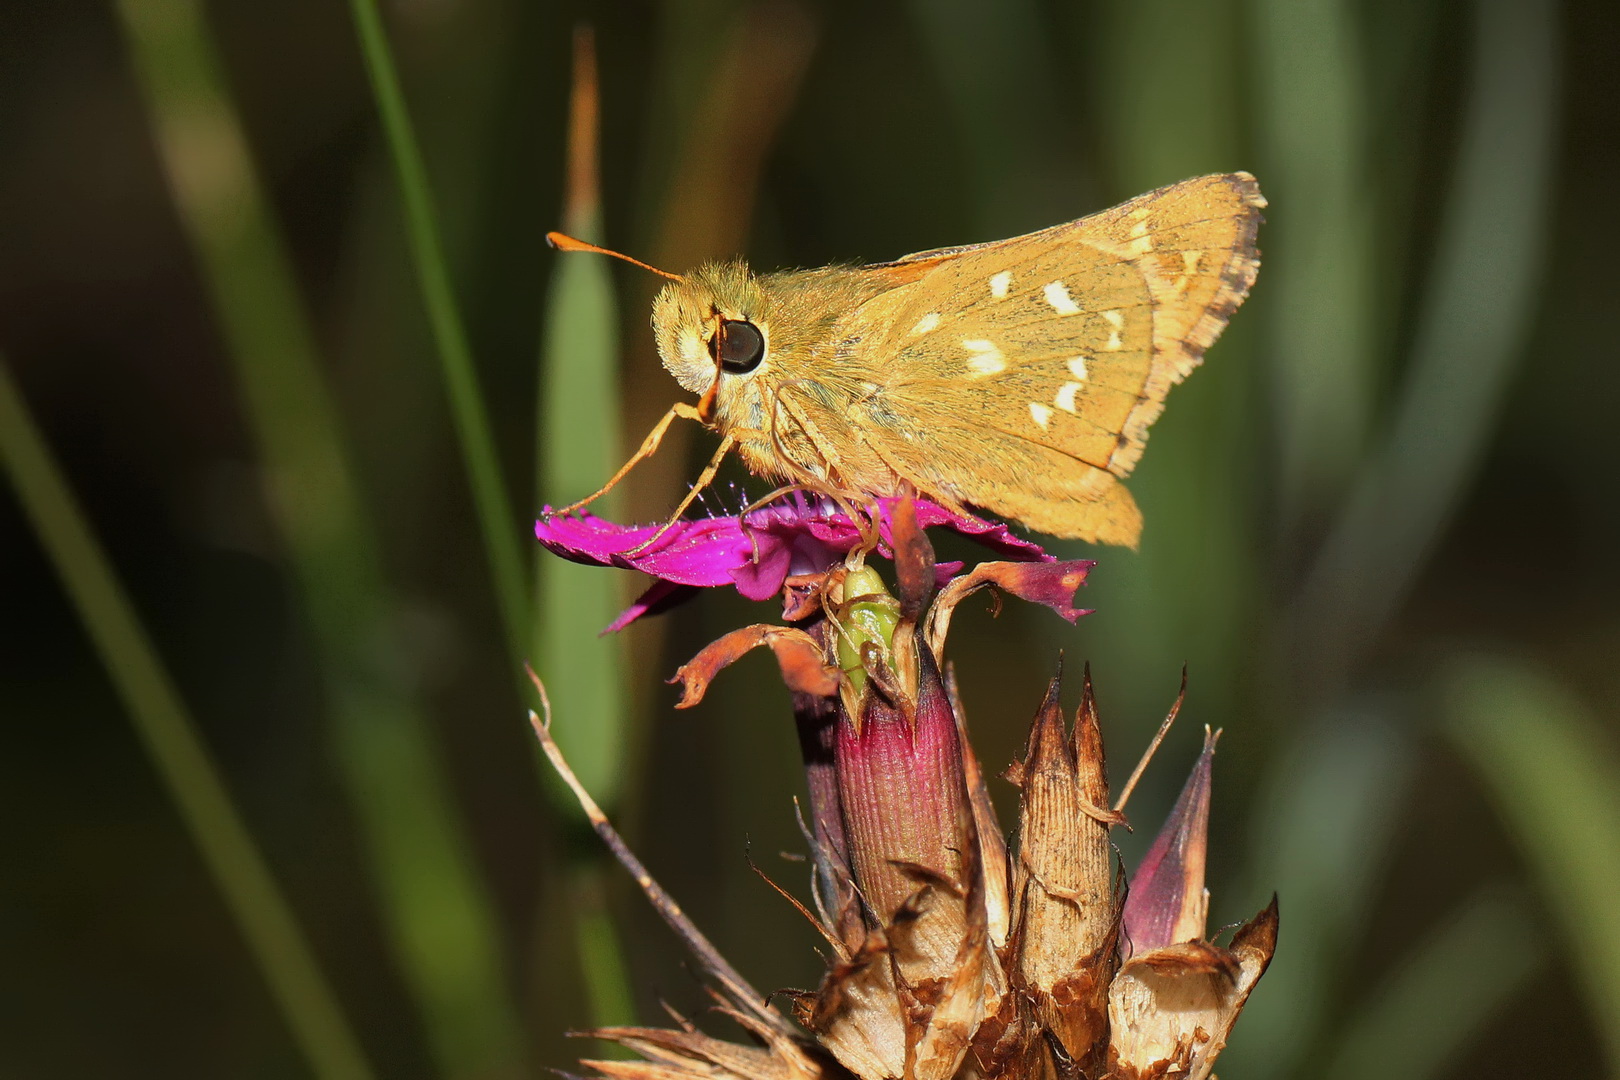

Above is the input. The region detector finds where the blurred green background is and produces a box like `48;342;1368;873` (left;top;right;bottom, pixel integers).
2;0;1617;1076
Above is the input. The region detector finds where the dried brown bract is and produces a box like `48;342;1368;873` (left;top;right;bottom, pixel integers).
533;501;1276;1080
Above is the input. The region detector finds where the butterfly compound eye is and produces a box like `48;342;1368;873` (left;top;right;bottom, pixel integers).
717;319;765;374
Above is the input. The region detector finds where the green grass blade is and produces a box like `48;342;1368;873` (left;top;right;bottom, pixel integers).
537;207;629;807
1321;885;1544;1080
539;224;638;1037
572;864;638;1038
346;0;530;665
112;1;525;1073
1093;0;1244;187
536;30;636;1038
1220;711;1417;1079
1444;657;1620;1072
1252;0;1376;526
0;361;374;1080
1297;0;1560;668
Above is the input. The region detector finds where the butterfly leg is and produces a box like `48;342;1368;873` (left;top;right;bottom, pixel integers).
831;490;882;563
555;401;706;515
737;483;815;517
623;434;737;557
731;482;881;567
754;388;886;555
857;494;889;556
761;388;893;557
735;483;815;565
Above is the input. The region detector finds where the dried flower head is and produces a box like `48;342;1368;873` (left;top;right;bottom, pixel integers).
531;497;1276;1080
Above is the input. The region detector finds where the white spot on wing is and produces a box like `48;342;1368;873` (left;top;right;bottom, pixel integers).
968;355;1006;376
1068;356;1090;380
1054;382;1083;414
910;312;941;336
988;271;1012;298
1029;402;1053;429
1101;309;1125;350
962;338;1006;376
1044;281;1081;315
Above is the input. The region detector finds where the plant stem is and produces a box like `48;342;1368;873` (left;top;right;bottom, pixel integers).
346;0;530;665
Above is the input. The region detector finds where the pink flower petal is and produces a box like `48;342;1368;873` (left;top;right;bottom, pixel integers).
536;495;1053;631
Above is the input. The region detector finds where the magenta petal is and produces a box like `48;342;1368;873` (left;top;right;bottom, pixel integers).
536;495;1056;631
1002;559;1096;623
535;510;752;587
942;559;1094;624
729;537;795;601
605;580;697;634
888;499;1048;561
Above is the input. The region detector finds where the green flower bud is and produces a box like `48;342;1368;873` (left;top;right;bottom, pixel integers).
833;565;900;700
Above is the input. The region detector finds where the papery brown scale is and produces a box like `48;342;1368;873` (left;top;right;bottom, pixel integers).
1072;670;1120;829
584;1025;845;1080
1232;894;1280;958
1106;898;1279;1080
811;910;912;1079
947;661;1013;952
1120;940;1240;980
903;805;995;1080
961;990;1036;1080
783;573;830;621
1012;665;1117;1074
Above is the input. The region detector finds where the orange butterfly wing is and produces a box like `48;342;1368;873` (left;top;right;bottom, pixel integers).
828;172;1264;546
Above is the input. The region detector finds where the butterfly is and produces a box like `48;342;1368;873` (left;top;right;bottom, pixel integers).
551;172;1263;547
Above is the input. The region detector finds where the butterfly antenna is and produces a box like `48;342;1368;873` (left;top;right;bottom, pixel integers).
546;231;683;282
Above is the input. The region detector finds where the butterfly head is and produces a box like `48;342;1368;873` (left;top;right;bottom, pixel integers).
652;261;772;397
544;231;773;402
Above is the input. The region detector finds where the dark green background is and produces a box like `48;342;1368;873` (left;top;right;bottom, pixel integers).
2;0;1616;1077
